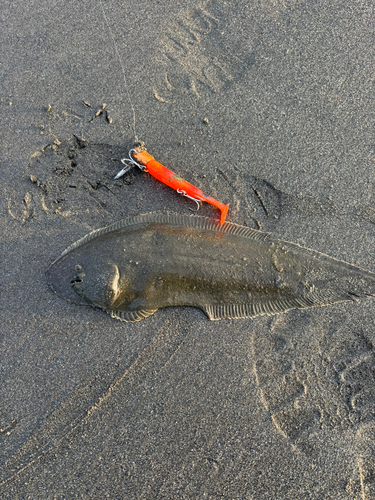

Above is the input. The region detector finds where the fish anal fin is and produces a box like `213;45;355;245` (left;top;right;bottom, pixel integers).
109;308;158;322
201;292;351;321
202;301;292;320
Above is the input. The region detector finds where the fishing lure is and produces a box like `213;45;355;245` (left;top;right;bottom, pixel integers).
99;4;228;223
46;213;375;322
115;149;229;225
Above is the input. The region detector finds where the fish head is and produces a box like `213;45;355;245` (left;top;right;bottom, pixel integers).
46;250;121;309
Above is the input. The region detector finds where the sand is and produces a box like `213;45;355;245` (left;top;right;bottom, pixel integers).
1;0;375;498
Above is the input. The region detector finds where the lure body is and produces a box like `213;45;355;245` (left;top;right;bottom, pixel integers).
46;213;375;322
119;150;229;224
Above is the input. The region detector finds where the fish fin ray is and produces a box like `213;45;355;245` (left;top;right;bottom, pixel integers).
57;212;270;259
202;292;353;320
109;308;157;322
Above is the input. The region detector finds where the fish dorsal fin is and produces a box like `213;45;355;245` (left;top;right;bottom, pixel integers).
202;290;352;320
109;308;158;322
59;212;270;258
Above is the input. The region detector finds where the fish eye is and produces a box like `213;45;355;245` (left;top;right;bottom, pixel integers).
70;265;85;286
70;277;83;285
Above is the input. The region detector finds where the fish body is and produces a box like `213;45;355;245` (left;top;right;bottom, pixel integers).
46;213;375;321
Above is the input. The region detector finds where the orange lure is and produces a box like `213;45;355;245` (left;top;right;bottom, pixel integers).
115;149;229;224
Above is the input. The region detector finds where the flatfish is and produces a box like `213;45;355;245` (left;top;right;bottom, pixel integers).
46;213;375;321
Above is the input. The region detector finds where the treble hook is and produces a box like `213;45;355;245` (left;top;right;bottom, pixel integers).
114;149;146;179
177;189;202;211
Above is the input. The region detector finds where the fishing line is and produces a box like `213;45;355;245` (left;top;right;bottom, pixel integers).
99;0;138;143
99;1;229;222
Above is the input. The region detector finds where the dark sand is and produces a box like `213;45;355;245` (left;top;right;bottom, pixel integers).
1;0;375;498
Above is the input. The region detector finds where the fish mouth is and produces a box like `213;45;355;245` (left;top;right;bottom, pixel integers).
46;257;89;306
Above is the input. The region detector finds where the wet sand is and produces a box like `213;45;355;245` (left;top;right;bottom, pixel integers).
1;0;375;498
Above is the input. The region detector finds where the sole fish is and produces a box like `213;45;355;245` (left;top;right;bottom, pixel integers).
46;213;375;321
